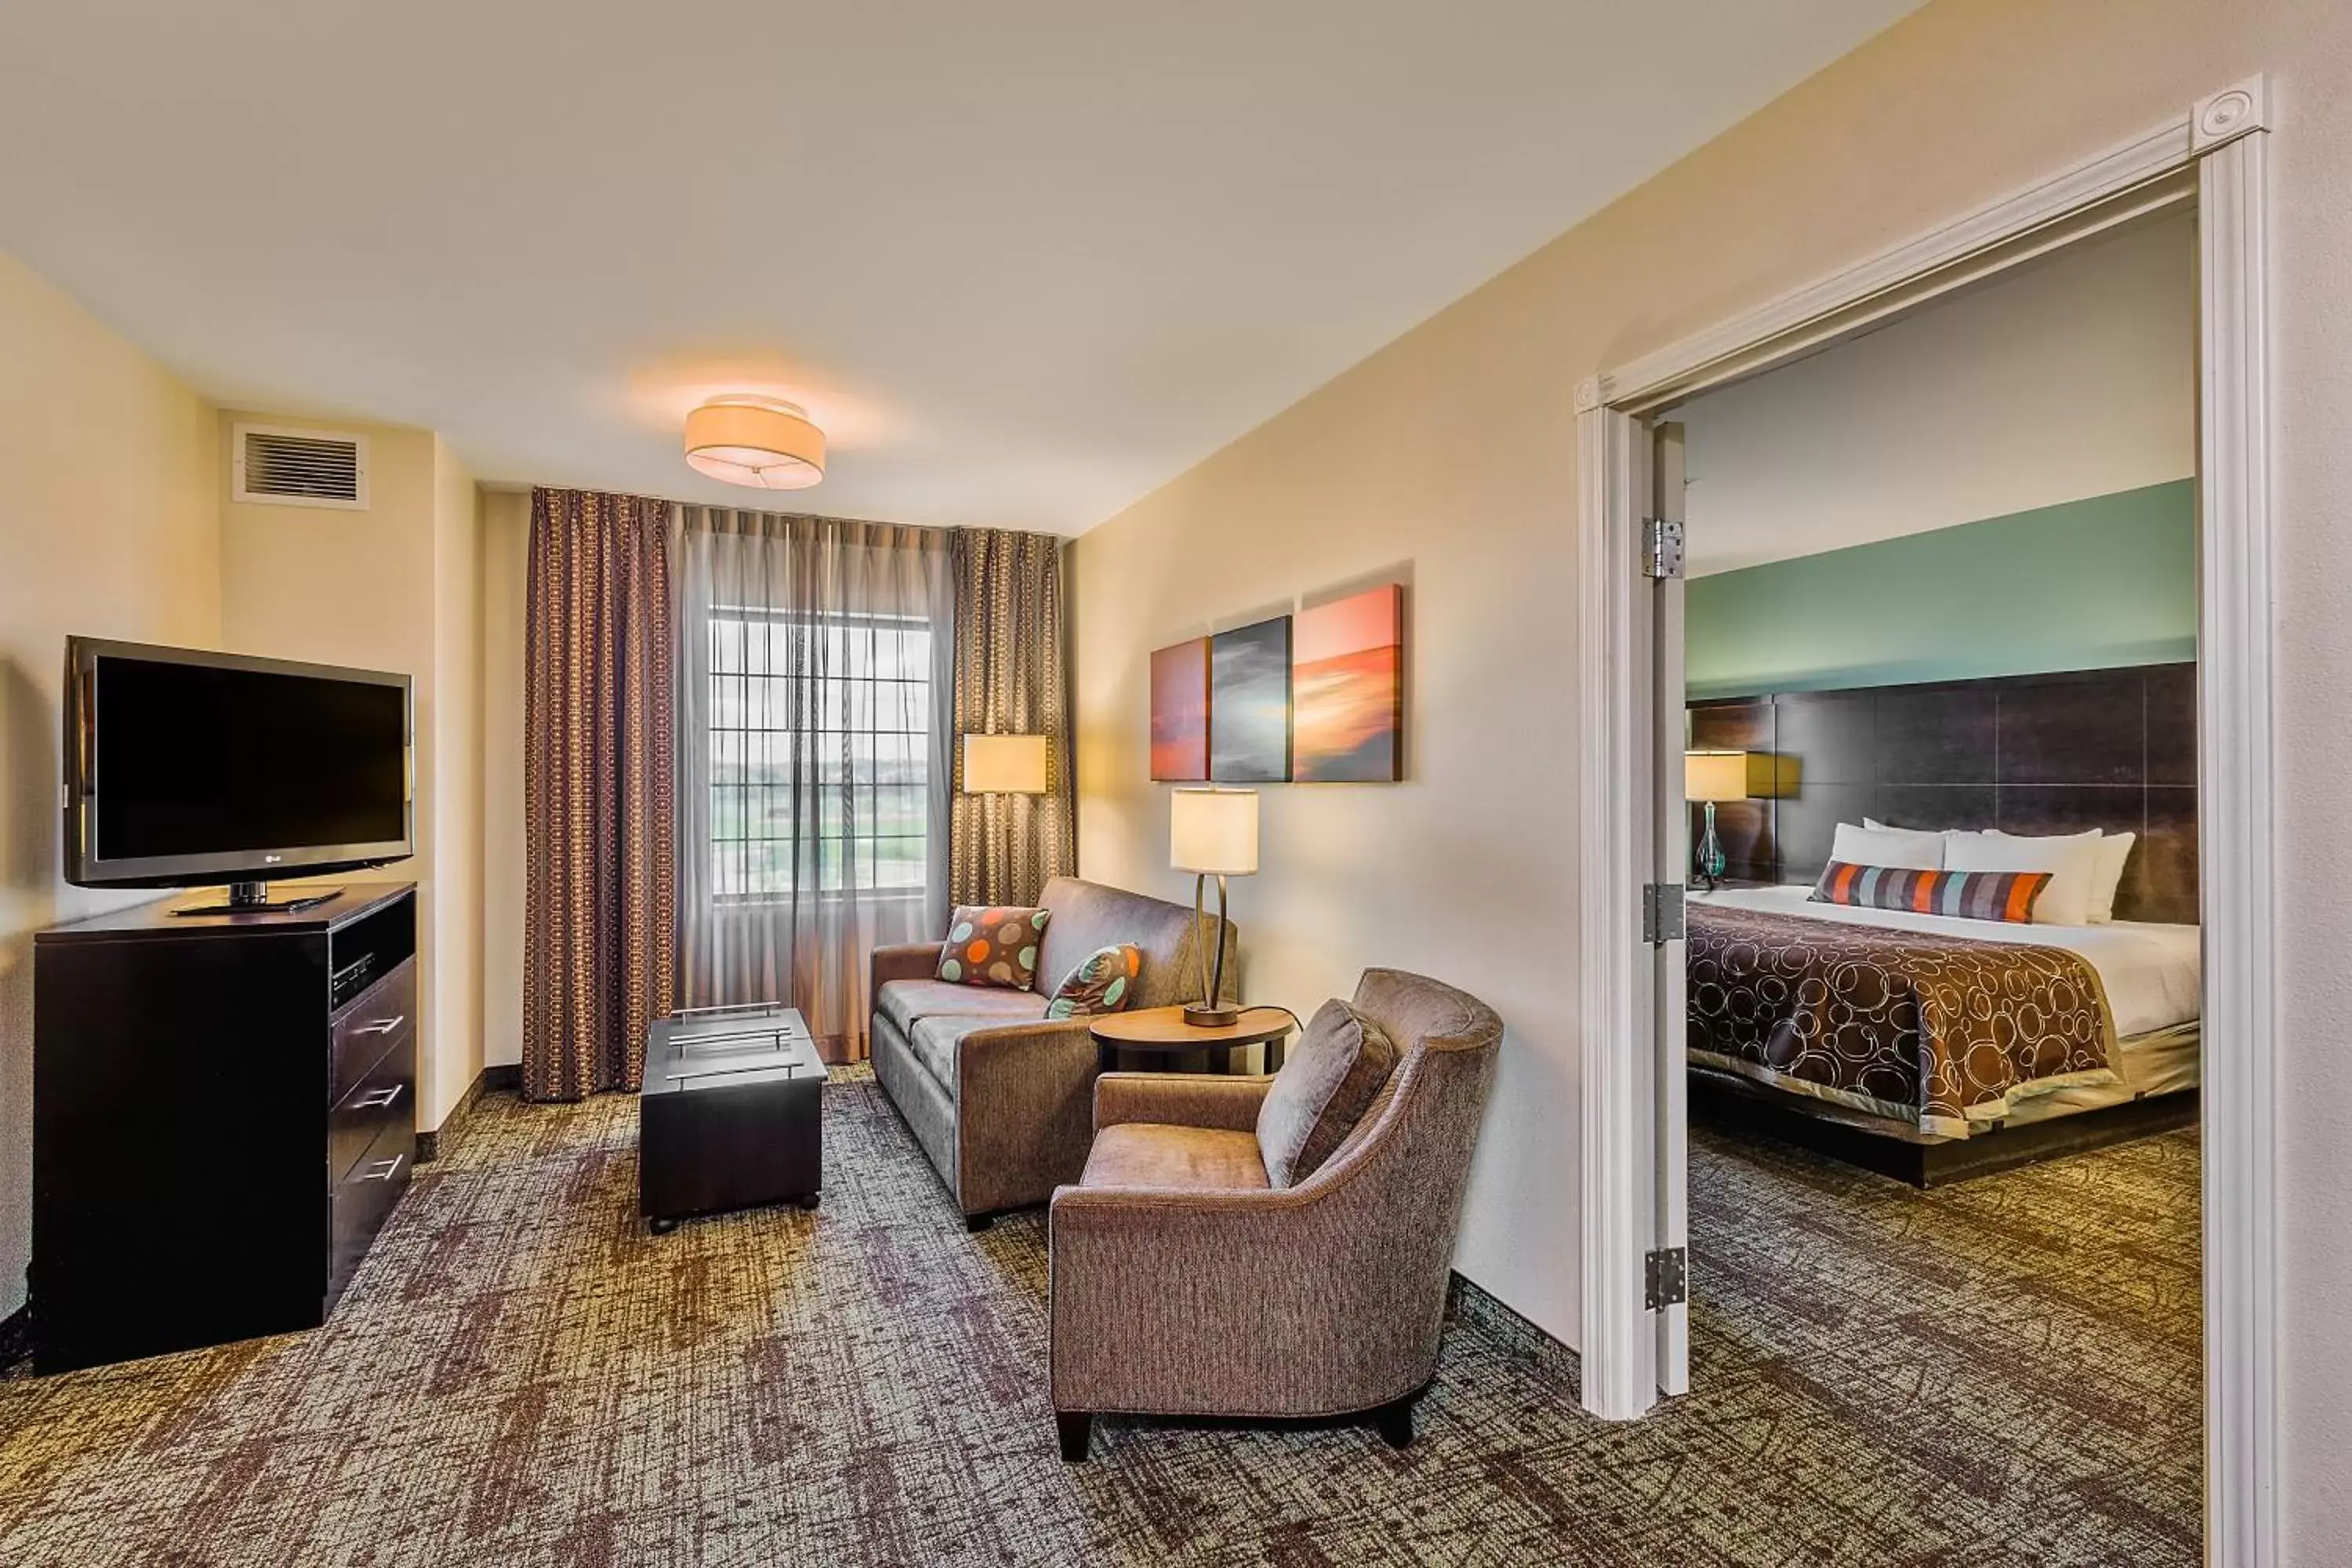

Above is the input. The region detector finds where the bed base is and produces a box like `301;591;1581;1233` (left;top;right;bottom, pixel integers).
1690;1069;2200;1189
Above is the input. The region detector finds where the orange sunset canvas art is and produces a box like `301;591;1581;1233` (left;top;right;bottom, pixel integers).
1293;584;1403;782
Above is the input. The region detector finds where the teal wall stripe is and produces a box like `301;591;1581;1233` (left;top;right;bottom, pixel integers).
1686;481;2196;701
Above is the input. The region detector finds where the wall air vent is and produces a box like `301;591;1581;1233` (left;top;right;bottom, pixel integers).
233;423;369;510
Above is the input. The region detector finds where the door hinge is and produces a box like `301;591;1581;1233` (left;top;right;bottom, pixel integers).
1642;517;1685;579
1641;883;1685;945
1645;1247;1688;1310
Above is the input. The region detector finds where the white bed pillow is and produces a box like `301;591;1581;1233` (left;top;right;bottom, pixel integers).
1942;827;2105;926
2089;832;2136;923
1969;827;2136;923
1831;821;1944;870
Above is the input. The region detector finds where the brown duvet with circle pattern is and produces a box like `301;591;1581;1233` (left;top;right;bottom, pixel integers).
1686;902;2122;1138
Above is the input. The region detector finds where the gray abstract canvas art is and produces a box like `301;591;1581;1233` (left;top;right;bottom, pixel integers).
1210;615;1292;782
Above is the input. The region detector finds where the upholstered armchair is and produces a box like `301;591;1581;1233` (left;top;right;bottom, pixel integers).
1047;967;1504;1461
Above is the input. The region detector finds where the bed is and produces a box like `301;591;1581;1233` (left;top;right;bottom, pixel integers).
1684;665;2203;1184
1687;885;2201;1182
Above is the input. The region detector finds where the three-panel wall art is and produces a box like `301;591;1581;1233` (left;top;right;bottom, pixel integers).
1149;582;1405;784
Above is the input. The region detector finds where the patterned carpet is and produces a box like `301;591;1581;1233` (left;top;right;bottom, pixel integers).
0;1071;2200;1566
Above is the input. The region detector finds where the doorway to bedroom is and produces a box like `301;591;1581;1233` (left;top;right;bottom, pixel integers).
1661;210;2206;1559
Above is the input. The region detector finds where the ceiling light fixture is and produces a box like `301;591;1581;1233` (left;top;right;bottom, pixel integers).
682;394;826;490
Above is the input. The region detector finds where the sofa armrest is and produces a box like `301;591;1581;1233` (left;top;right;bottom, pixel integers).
951;1016;1103;1214
1093;1072;1271;1134
870;941;943;1002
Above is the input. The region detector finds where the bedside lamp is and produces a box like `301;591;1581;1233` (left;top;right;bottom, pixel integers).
1170;787;1258;1026
960;734;1049;795
1684;750;1749;892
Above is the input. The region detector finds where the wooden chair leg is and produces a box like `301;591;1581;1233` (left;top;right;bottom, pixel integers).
1371;1394;1415;1449
1056;1411;1093;1463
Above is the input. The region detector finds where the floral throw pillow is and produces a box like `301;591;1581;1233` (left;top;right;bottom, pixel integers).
1045;945;1143;1020
938;905;1051;989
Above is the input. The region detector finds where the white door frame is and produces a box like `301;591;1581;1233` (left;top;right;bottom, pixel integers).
1575;78;2277;1567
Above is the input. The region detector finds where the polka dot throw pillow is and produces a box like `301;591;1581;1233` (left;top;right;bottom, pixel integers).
938;905;1052;990
1044;944;1143;1020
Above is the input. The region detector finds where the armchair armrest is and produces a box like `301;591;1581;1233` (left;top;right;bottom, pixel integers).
870;940;943;1000
1048;1173;1438;1418
1093;1072;1271;1134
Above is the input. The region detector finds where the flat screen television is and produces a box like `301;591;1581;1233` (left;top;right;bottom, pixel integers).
64;637;414;909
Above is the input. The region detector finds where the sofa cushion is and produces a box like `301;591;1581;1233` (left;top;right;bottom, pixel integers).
1045;944;1143;1020
906;1014;990;1098
1080;1123;1271;1192
1255;998;1397;1188
938;905;1051;989
879;978;1050;1041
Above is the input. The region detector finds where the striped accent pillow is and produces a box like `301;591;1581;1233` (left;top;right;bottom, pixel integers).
1809;860;2053;924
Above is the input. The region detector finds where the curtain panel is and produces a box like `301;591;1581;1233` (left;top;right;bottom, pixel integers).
522;488;677;1101
949;528;1076;907
672;506;956;1062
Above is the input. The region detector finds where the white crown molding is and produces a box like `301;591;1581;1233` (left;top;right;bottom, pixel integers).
2194;75;2270;153
1575;85;2282;1565
2196;117;2278;1568
1576;399;1656;1422
1598;112;2198;411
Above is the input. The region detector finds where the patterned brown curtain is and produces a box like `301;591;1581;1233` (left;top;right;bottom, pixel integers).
949;528;1076;906
523;488;677;1100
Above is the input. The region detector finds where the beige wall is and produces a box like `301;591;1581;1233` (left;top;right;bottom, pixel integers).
0;252;221;1316
480;488;529;1072
218;413;487;1133
1069;1;2352;1554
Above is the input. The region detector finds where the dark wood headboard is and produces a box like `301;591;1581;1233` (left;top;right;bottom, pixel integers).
1687;662;2198;924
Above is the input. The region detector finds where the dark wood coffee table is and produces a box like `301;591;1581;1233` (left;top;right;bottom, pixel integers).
640;1004;824;1233
1087;1004;1297;1074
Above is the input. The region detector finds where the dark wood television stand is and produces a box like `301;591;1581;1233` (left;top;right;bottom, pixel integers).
31;883;419;1372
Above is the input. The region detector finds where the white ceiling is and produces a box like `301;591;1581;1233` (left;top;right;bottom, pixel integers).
0;0;1922;533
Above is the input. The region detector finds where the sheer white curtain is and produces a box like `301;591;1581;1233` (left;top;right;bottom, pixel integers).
671;506;956;1061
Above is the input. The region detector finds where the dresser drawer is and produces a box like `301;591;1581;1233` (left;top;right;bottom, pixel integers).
332;959;415;1103
329;1028;415;1185
328;1115;413;1313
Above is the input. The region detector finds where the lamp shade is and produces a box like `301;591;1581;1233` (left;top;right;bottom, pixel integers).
961;734;1049;794
1684;750;1751;804
683;395;826;490
1170;788;1258;875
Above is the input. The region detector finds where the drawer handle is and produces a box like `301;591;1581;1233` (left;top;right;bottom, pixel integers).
353;1084;405;1111
358;1155;404;1183
354;1014;406;1036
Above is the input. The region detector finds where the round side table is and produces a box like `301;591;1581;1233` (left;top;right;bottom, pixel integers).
1087;1004;1296;1074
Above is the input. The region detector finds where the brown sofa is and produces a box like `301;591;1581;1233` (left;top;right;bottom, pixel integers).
869;876;1235;1227
1046;967;1503;1461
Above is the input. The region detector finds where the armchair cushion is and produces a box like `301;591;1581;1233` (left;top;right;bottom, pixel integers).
1256;999;1396;1188
1080;1123;1271;1193
878;978;1048;1040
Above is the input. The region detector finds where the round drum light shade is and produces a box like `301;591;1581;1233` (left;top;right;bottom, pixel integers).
683;395;826;490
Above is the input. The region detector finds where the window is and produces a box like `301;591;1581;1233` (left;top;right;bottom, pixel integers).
706;610;931;900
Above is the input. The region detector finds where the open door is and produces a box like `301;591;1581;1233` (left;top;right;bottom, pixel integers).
1650;422;1690;1397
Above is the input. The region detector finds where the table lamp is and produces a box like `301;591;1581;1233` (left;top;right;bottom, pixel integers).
1684;750;1749;891
1170;787;1257;1026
